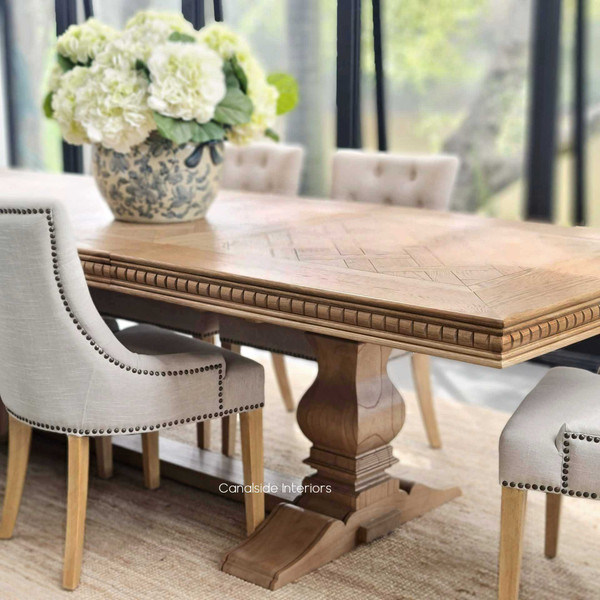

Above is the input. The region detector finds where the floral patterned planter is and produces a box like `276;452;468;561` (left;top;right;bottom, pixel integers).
92;137;224;223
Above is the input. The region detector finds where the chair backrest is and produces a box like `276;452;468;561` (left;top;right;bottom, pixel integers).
330;149;459;210
0;200;133;428
221;142;305;196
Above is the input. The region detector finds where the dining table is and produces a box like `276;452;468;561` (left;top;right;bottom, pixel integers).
3;167;600;590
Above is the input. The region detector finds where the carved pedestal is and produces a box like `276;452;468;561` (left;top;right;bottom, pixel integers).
221;335;460;590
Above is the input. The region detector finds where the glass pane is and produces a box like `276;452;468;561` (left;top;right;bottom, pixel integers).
363;0;533;217
218;0;337;197
94;0;181;29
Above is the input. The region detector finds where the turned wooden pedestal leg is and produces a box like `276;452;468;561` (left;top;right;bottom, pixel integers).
222;335;460;590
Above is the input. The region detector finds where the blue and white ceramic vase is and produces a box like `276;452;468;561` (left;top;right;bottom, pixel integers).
92;136;224;223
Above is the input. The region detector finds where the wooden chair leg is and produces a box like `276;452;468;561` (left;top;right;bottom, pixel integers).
498;486;527;600
0;416;32;539
271;353;295;412
141;432;160;490
196;421;211;449
0;398;8;443
94;437;113;479
239;409;264;535
222;415;237;457
545;492;562;559
410;353;442;449
63;436;90;591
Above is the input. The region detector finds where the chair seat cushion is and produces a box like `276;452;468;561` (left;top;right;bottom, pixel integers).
499;367;600;499
219;315;409;361
91;288;219;338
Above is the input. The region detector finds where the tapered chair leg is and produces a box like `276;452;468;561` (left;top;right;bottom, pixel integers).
221;341;241;457
63;436;90;591
196;421;211;449
0;398;8;443
498;487;527;600
222;415;237;457
0;415;32;539
141;432;160;490
271;353;295;412
240;409;264;535
410;353;442;449
545;492;562;559
94;437;113;479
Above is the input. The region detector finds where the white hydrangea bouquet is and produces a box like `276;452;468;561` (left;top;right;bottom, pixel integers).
43;11;298;223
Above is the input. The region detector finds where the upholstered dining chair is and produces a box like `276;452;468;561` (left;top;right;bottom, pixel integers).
91;141;305;459
497;367;600;599
0;199;265;590
219;150;460;449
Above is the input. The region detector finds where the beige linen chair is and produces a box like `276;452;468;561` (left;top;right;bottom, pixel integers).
497;367;600;599
0;200;265;590
220;150;460;449
91;141;305;458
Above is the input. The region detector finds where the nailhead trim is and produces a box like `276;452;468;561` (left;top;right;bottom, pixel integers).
0;207;257;433
5;402;265;436
501;430;600;500
220;337;315;362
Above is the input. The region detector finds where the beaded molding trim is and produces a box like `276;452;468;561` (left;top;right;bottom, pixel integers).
81;255;600;361
220;336;316;362
0;207;266;435
501;431;600;500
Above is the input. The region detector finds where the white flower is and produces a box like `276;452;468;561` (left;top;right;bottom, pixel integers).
196;23;251;61
51;66;91;145
118;10;196;63
56;18;117;65
147;42;226;123
75;66;155;153
47;63;64;93
125;10;196;33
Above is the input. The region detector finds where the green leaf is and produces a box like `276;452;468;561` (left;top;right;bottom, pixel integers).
222;60;240;90
267;73;299;115
168;31;197;43
231;56;248;94
57;53;76;73
191;121;226;144
264;128;280;142
213;88;253;126
135;59;151;81
153;112;225;145
153;112;196;145
43;92;54;119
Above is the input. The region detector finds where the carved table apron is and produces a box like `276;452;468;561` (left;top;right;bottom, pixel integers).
4;169;600;589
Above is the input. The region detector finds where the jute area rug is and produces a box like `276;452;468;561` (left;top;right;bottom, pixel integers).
0;352;598;599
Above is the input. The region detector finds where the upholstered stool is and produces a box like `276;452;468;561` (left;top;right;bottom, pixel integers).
0;200;265;590
498;367;600;599
220;150;460;449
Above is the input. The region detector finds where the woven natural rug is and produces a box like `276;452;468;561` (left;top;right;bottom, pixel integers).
0;353;598;600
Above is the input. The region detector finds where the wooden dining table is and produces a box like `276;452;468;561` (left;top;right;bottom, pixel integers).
3;168;600;589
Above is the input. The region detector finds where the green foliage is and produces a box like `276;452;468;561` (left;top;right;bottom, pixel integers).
57;53;76;73
230;56;248;94
223;56;248;93
43;92;54;119
267;72;299;115
153;112;225;146
135;59;150;81
265;128;280;142
361;0;485;90
168;31;197;43
213;88;254;125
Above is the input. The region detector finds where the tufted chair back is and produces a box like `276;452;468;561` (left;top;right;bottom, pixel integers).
330;150;459;210
221;142;305;196
0;200;221;432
